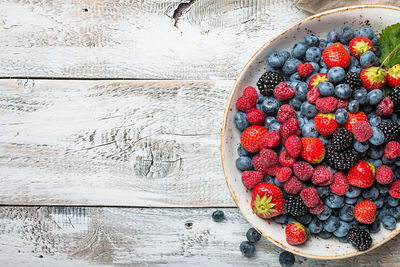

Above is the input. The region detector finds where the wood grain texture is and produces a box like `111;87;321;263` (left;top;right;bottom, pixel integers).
0;79;235;207
0;0;309;79
1;206;399;266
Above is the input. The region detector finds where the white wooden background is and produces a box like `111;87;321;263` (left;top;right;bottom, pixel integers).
1;0;399;265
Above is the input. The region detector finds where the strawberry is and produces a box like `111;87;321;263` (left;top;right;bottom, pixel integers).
240;126;268;153
360;67;387;90
345;111;367;132
297;62;314;78
308;73;329;90
301;137;325;164
285;222;308;246
354;200;376;224
322;42;351;68
314;113;338;137
387;63;400;87
349;36;373;59
347;160;375;189
251;182;285;219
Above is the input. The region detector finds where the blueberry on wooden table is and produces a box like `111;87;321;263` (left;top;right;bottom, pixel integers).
246;228;261;243
211;210;224;222
279;251;295;267
239;241;255;257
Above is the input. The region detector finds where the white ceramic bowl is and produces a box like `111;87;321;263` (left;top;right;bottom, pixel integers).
221;5;400;259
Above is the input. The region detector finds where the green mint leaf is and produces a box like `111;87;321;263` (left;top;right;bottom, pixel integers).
378;23;400;68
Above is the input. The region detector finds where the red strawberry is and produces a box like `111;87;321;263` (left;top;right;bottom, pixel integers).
354;200;376;224
251;182;285;219
297;62;314;78
285;222;307;246
314;113;338;137
345;111;367;132
322;42;351;68
301;137;325;164
349;36;373;59
360;67;387;90
243;86;258;99
308;73;329;90
240;126;268;153
387;64;400;87
347;160;375;189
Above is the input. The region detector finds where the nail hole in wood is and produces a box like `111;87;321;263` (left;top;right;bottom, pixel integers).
185;222;193;229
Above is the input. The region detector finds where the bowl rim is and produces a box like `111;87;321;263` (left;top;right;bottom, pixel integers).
220;4;400;260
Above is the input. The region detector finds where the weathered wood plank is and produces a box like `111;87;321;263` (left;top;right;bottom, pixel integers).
0;0;308;79
0;79;235;207
0;206;398;266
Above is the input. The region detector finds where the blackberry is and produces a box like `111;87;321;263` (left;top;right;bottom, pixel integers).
330;127;353;151
389;85;400;107
326;148;359;171
377;122;400;142
347;228;372;251
344;72;362;90
284;194;308;217
257;72;284;96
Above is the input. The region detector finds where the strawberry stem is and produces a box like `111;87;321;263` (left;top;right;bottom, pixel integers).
376;42;400;73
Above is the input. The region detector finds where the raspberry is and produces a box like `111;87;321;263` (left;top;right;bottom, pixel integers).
300;187;320;208
246;108;265;126
376;97;394;117
285;135;302;158
279;118;301;141
241;171;263;189
259;148;278;167
252;154;266;174
276;167;292;183
279;150;296;167
352;121;373;142
376;165;394;185
265;164;281;176
284;176;303;194
384;141;400;159
315;96;338;113
276;104;297;123
311;165;333;186
389;180;400;198
243;86;258;99
273;82;295;101
330;172;349;196
297;62;314;78
307;87;321;103
292;161;314;181
236;96;256;112
336;98;349;110
308;200;324;214
259;131;281;149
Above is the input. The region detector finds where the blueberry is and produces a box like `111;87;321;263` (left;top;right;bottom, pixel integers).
268;51;286;68
342;44;350;54
288;98;302;111
283;59;302;75
353;88;369;105
300;101;318;118
273;177;284;188
316;187;331;199
368;145;384;159
357;26;374;39
318;230;332;239
333;221;351;238
349;56;360;68
348;220;359;229
212;210;225;222
280;51;291;61
266;64;280;73
317;205;332;221
246;228;261;243
328;67;346;83
291;42;308;59
262;175;274;183
318;39;327;51
369;127;385;146
309;62;320;73
318;80;335;96
359;225;370;233
374;46;381;57
396;160;400;167
262;97;280;115
348;99;360;113
334;109;349;124
378;204;390;221
387;196;399;207
368;89;383;105
382;156;395;165
377;184;389;196
265;116;277;126
362;187;379;201
371;36;379;46
360;51;377;68
325;194;345;209
302;121;319;138
374;197;384;209
292;81;308;101
349;65;362;75
354;140;369;153
237;144;251;157
234;112;250;131
309;218;324;233
381;216;396;230
327;30;340;42
240;241;255;257
274;214;288;224
339;204;355;222
305;34;320;47
305;47;321;62
318;136;331;147
235;156;253;171
269;122;281;132
368;219;381;234
320;67;328;74
296;214;313;225
324;216;340;232
361;104;374;114
338;236;349;243
345;197;358;205
345;186;361;198
391;206;400;221
287;216;297;224
334;84;352;99
290;72;302;82
340;26;355;44
368;113;382;127
326;42;334;47
279;251;295;267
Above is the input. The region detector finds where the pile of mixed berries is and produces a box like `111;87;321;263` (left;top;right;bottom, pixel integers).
234;25;400;252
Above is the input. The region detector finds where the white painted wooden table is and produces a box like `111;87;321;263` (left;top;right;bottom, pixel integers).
1;1;400;266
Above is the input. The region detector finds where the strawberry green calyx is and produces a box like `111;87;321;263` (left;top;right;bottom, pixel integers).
388;64;400;77
291;222;306;232
352;40;373;57
309;73;329;89
252;194;277;216
314;150;325;164
363;67;386;83
367;162;376;177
